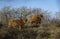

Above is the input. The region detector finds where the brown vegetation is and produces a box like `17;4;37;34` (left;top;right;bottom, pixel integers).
29;13;43;25
8;18;27;29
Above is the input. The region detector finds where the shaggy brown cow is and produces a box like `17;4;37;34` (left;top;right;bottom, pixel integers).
29;13;43;25
8;18;27;29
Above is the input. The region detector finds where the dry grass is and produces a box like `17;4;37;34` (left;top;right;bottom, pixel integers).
0;20;60;39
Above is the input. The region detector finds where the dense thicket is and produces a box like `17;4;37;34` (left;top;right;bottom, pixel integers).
0;6;60;39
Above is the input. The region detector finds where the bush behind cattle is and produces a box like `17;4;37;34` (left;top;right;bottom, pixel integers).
0;7;60;39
